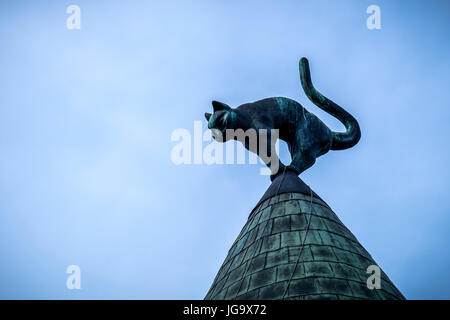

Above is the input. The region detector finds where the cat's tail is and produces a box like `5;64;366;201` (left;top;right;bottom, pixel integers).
299;57;361;150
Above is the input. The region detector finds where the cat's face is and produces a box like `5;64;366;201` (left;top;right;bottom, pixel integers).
205;101;236;141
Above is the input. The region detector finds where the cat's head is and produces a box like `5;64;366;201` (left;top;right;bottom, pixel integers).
204;101;237;141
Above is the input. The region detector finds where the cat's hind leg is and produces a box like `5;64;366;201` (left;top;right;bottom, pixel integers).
286;123;333;175
285;133;317;175
287;151;316;176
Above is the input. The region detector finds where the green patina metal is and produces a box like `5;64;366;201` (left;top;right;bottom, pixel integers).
205;173;405;300
204;58;404;300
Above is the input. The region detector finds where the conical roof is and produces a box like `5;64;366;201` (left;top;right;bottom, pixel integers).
205;171;405;300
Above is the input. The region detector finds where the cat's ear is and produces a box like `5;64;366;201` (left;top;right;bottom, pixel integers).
205;112;212;121
212;100;231;112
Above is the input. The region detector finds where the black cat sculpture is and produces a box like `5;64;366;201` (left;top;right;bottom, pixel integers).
205;58;361;181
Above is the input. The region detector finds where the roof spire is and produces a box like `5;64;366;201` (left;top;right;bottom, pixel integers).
205;172;405;300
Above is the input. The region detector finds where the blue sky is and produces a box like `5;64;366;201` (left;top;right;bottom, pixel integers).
0;0;449;299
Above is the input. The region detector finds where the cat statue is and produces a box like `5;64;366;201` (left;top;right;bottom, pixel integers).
205;58;361;181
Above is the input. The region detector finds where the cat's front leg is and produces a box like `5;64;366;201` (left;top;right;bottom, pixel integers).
253;125;286;180
288;153;316;176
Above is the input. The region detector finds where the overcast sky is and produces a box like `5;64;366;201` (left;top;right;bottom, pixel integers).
0;0;449;299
